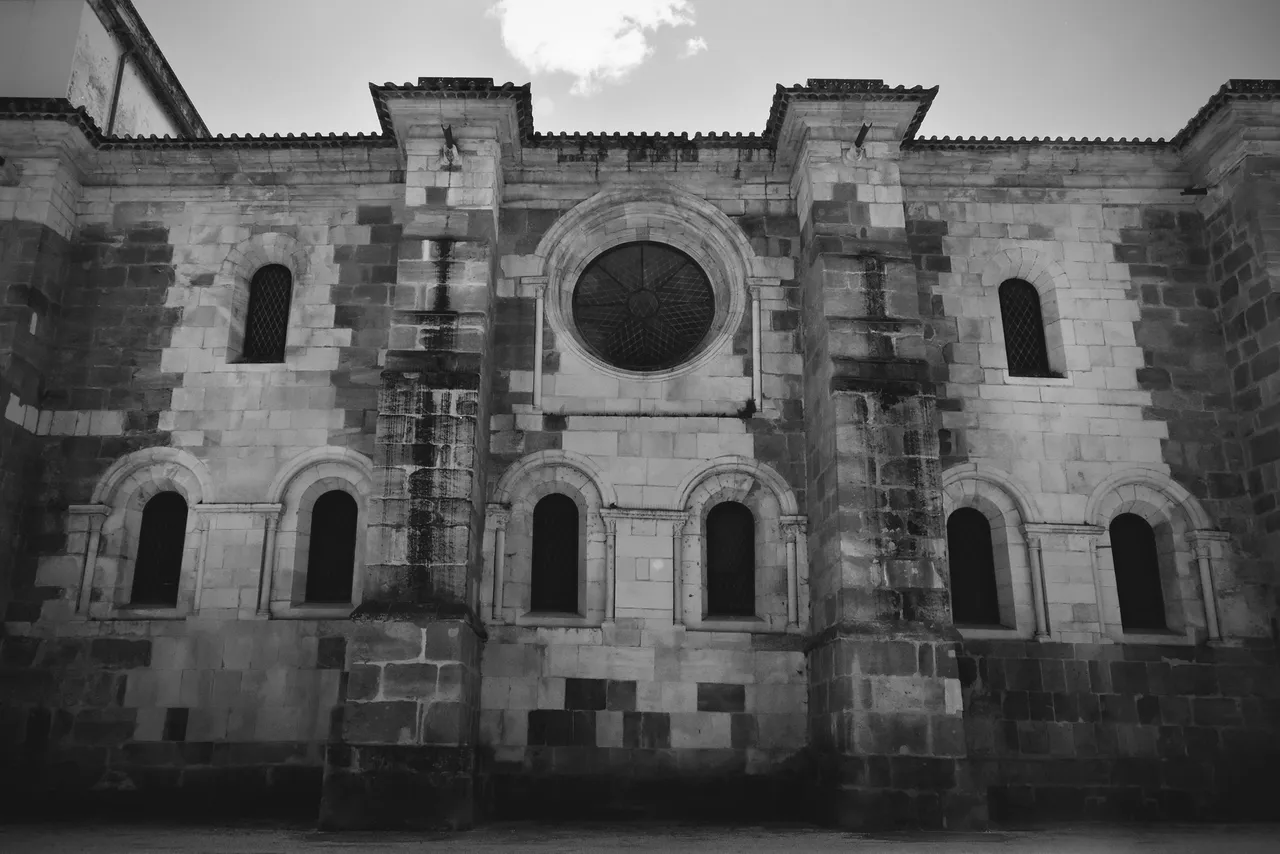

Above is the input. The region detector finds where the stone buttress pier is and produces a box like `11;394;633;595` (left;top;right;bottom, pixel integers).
319;81;516;829
781;82;986;828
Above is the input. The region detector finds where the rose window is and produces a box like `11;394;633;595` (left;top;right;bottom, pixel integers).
571;242;715;372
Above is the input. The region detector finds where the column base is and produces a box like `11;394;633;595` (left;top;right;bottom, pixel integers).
318;744;476;830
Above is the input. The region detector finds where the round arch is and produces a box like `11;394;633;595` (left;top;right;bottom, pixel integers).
674;456;799;516
979;246;1071;309
218;231;311;288
91;447;214;506
492;449;617;507
1085;467;1213;531
941;463;1041;525
267;446;375;505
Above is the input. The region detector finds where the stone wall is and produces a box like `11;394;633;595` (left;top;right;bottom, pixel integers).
960;638;1280;820
2;77;1279;829
900;145;1266;643
0;622;345;816
1206;155;1280;628
0;144;407;814
479;150;811;815
0;218;70;624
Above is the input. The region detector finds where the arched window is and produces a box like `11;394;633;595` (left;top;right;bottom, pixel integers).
131;491;188;606
531;494;579;613
706;501;755;617
946;507;1002;625
999;279;1052;377
304;491;358;603
241;264;292;363
1110;513;1167;630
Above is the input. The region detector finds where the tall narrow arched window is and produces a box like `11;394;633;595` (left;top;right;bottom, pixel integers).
706;501;755;617
304;491;358;603
531;493;579;613
241;264;293;363
131;491;188;606
1110;513;1167;630
999;279;1052;377
946;508;1002;625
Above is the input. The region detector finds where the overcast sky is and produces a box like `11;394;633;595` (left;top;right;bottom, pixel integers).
133;0;1280;140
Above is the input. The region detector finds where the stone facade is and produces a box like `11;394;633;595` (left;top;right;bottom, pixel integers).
1;5;1279;829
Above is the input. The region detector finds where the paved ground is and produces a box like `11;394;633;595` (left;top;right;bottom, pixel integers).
1;822;1278;853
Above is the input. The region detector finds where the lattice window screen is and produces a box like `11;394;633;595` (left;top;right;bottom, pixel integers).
572;242;714;371
242;264;293;363
998;279;1053;377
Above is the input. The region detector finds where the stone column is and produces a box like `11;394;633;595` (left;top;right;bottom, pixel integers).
1023;533;1051;639
320;80;520;830
779;81;984;829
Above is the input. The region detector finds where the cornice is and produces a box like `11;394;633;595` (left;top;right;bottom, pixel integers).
765;78;938;144
5;77;1277;163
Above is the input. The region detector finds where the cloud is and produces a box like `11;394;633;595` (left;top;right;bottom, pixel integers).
489;0;695;96
682;36;707;57
534;96;556;118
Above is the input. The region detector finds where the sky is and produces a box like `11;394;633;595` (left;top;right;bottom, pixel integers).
133;0;1280;141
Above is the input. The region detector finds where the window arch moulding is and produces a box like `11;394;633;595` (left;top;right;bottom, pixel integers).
486;450;612;628
1085;468;1228;645
265;447;374;619
212;232;314;368
674;456;805;634
941;465;1048;641
980;247;1076;383
73;447;213;621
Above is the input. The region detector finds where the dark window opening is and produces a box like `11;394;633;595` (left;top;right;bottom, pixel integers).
947;507;1003;625
1110;513;1167;631
304;491;359;604
706;501;755;617
999;279;1054;377
131;491;188;606
531;493;579;613
241;264;293;363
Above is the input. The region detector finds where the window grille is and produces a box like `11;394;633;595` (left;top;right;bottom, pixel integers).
706;501;755;617
1110;513;1167;630
531;493;579;613
242;264;293;363
572;242;715;372
998;279;1053;377
304;491;359;603
131;491;188;606
946;508;1002;625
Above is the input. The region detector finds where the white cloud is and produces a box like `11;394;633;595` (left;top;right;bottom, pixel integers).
534;96;556;118
683;36;708;57
489;0;695;96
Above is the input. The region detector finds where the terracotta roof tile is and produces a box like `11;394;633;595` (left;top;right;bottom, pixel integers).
5;77;1277;155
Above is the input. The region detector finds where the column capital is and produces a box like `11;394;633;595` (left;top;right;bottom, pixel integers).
487;502;511;531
